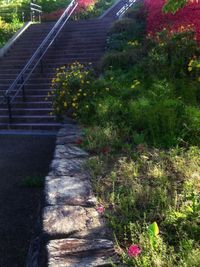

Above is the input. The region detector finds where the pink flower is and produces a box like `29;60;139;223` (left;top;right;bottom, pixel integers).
128;244;142;257
96;205;105;214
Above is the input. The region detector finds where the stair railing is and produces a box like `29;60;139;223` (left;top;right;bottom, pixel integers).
116;0;137;17
0;2;42;23
30;2;42;23
1;0;78;122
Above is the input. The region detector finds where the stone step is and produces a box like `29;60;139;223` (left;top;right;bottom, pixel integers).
0;108;52;115
1;52;104;64
0;89;51;96
8;101;52;108
0;59;98;70
0;83;51;90
0;115;56;123
0;122;62;130
7;48;104;58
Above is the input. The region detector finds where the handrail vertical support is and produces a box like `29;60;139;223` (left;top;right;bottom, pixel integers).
21;76;26;101
6;95;12;123
40;60;44;73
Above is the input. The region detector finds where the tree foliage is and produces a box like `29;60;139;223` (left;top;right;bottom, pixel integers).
163;0;199;13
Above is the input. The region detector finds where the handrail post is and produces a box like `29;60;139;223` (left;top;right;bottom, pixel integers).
6;95;12;123
39;49;44;73
21;76;26;101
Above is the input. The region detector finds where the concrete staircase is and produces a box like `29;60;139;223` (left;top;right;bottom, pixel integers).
0;1;127;132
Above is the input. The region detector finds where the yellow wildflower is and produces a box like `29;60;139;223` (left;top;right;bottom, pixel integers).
188;66;192;72
72;103;76;107
188;59;193;66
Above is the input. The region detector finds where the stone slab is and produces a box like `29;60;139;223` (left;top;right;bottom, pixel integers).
50;158;85;176
54;145;88;159
56;135;82;145
45;176;96;206
57;126;82;138
47;238;117;267
43;205;108;238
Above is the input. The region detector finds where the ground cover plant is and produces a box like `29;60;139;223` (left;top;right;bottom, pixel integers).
50;1;200;266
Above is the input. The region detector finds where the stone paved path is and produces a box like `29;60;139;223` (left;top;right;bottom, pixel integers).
0;134;56;267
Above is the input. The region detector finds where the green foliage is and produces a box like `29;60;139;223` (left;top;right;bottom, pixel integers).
145;28;198;79
163;0;188;14
0;15;22;47
75;0;117;20
37;0;70;13
50;62;94;120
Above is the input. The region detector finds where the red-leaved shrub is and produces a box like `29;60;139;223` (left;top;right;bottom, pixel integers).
144;0;200;42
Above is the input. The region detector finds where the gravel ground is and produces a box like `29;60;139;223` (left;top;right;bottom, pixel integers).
0;135;56;267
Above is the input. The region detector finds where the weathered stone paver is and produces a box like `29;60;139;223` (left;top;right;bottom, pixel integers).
45;175;96;206
42;122;117;266
47;238;117;267
43;205;107;238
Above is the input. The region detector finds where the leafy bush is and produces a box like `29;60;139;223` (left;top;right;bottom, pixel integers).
101;48;143;70
50;62;94;120
0;16;22;47
74;0;117;19
146;28;198;79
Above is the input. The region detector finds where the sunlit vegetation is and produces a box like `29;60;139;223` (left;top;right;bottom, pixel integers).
51;1;200;265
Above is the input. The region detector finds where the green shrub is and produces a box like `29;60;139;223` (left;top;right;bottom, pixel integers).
73;0;117;20
123;4;146;23
183;106;200;145
146;29;198;79
101;48;143;70
109;18;136;34
50;62;94;119
0;16;22;47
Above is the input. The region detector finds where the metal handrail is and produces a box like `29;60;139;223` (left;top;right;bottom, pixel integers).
30;2;43;22
30;3;42;10
116;0;137;17
2;0;78;121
